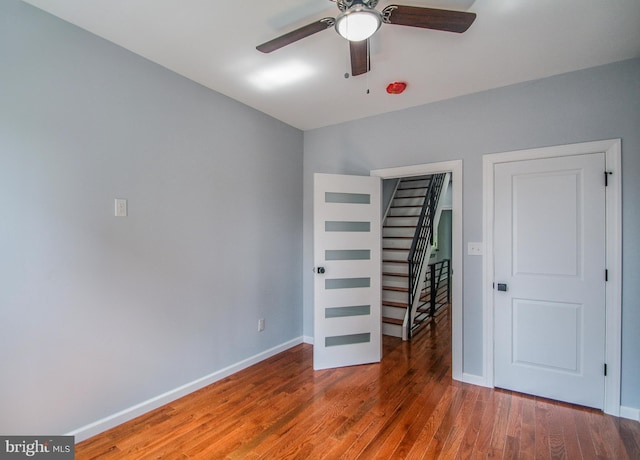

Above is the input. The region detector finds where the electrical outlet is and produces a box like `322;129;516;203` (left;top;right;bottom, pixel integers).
258;318;265;332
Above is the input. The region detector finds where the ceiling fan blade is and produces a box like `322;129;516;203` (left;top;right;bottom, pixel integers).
383;5;476;33
257;18;335;53
350;40;370;76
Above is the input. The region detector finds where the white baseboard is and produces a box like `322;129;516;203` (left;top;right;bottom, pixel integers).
303;335;314;345
620;405;640;421
459;378;640;421
462;372;491;388
67;336;304;442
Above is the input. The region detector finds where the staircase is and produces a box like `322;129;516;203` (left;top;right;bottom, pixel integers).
382;174;450;340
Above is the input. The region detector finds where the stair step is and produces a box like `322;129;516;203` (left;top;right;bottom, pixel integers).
382;322;403;338
383;249;410;257
397;184;429;194
382;317;404;326
384;243;410;248
383;236;413;240
384;216;420;221
383;259;408;264
395;188;427;196
397;184;428;190
382;300;407;308
383;286;408;293
382;300;408;309
383;217;420;226
383;232;416;238
382;272;408;278
401;175;431;181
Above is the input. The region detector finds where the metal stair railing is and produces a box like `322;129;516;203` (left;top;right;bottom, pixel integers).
406;173;447;340
412;259;451;332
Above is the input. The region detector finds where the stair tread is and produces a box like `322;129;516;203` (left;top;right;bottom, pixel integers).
382;317;404;325
383;259;409;264
383;300;408;308
383;286;408;293
383;236;413;239
382;272;409;277
397;185;428;191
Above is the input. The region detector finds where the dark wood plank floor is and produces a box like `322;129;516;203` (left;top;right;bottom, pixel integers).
76;307;640;459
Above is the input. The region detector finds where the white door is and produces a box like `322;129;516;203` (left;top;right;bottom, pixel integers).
494;152;606;409
313;173;381;370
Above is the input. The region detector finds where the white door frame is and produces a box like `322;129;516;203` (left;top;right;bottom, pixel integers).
371;160;464;381
482;139;622;415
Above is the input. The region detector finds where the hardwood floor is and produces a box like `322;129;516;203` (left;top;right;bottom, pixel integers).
76;307;640;459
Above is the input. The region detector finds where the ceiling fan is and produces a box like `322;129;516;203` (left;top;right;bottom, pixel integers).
256;0;476;77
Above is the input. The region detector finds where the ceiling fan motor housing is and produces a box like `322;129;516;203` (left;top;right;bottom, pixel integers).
337;0;379;12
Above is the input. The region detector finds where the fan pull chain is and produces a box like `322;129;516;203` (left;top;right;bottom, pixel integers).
366;38;371;94
345;38;350;79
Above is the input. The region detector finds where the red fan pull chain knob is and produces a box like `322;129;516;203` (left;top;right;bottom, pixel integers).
386;81;407;94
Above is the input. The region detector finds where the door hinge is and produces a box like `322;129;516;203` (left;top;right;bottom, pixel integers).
604;363;608;376
605;269;609;281
605;171;613;186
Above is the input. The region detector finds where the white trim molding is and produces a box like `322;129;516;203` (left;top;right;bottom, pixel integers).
482;139;622;415
620;406;640;422
67;337;304;442
371;160;464;381
462;373;490;388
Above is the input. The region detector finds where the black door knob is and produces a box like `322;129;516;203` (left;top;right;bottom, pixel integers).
317;267;325;274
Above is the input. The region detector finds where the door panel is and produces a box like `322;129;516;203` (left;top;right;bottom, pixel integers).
512;171;580;276
512;299;581;372
314;173;381;370
494;153;605;409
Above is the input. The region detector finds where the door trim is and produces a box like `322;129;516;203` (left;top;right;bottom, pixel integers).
371;160;463;381
482;139;622;415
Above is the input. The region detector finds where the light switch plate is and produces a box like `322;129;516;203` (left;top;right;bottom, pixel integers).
115;199;127;217
468;242;483;256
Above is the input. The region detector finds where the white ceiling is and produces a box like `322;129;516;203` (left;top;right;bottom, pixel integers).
21;0;640;130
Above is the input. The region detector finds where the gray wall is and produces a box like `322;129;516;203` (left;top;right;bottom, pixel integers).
382;178;399;216
303;58;640;409
434;210;452;263
0;0;303;435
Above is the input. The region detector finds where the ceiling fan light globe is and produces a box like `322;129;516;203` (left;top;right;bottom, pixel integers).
335;7;382;42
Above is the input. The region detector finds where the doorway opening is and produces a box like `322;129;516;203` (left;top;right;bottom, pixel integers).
371;160;463;381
